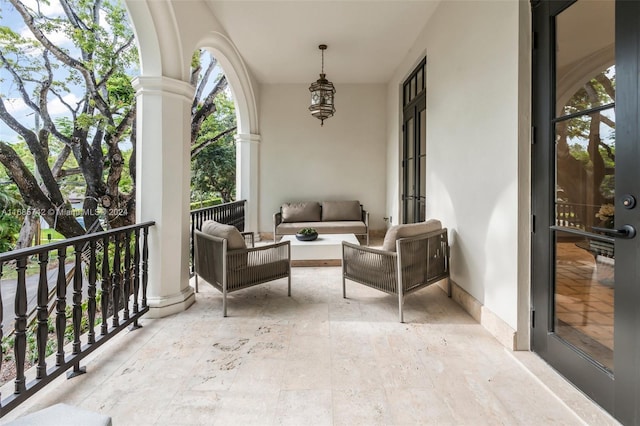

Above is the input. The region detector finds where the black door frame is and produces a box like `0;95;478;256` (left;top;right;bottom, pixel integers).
402;58;426;224
531;1;640;423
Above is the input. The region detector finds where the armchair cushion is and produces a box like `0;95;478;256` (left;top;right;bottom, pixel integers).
381;219;442;252
321;200;361;221
201;220;246;250
281;202;321;223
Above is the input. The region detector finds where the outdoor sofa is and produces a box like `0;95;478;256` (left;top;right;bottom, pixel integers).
273;200;369;245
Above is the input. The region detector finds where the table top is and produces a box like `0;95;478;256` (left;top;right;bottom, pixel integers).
281;233;360;246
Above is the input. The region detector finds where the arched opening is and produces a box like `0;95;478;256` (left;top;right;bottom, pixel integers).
124;1;259;317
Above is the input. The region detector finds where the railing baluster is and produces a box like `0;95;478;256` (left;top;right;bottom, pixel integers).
142;226;149;308
111;234;121;328
131;228;141;329
55;247;67;366
72;244;83;355
14;256;28;394
87;240;97;344
123;230;131;321
101;235;110;336
69;244;86;377
36;252;49;380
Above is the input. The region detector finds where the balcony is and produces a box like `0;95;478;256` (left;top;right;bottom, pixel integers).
0;235;616;424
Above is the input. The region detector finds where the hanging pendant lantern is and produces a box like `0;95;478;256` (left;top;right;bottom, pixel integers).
309;44;335;126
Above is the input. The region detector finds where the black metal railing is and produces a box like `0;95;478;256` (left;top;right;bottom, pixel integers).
0;221;155;417
190;200;246;275
556;202;589;229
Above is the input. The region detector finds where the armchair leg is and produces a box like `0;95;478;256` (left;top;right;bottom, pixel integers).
195;274;199;293
223;291;227;317
342;276;346;298
447;277;452;298
287;274;291;297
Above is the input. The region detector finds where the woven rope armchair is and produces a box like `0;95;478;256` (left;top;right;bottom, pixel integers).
194;222;291;317
342;222;450;322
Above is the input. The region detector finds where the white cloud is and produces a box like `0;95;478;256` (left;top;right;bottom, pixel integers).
4;98;29;114
46;93;81;115
21;0;65;17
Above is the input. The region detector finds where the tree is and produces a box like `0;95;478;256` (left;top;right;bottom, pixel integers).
189;50;237;202
191;91;236;202
0;3;238;249
0;0;137;244
556;66;616;228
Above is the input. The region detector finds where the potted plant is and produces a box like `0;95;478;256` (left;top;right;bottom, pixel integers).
296;227;318;241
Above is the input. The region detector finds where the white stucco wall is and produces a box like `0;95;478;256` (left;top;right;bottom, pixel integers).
259;84;387;234
387;0;521;329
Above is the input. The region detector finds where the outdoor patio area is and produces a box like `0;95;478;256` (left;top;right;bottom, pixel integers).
1;264;618;425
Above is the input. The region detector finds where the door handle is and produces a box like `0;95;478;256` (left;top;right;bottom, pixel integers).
592;224;636;239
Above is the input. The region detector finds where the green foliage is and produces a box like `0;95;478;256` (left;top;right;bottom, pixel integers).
189;197;222;210
191;91;237;202
298;227;317;235
0;186;24;252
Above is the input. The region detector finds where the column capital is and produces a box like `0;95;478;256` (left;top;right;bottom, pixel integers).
132;76;195;101
235;133;261;144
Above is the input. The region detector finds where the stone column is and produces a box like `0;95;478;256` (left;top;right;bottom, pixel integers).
235;133;260;237
132;76;195;318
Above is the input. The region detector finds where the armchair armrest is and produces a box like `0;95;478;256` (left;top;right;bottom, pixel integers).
342;241;398;294
241;231;255;248
361;209;369;226
273;211;283;242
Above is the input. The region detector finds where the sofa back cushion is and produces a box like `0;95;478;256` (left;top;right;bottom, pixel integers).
381;219;442;252
201;220;246;250
281;202;321;223
321;200;361;221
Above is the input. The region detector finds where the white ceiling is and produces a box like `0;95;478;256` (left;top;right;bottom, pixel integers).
205;1;441;84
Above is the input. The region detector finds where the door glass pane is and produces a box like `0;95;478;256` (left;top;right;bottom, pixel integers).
555;230;614;372
405;199;415;224
417;68;424;94
405;117;414;161
419;108;426;161
555;109;616;231
554;0;615;373
410;77;416;102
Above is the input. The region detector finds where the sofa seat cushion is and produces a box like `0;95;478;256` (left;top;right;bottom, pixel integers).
282;202;321;222
381;219;442;252
321;200;361;221
276;221;367;235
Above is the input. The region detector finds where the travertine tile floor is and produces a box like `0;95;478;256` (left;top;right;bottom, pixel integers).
2;267;619;425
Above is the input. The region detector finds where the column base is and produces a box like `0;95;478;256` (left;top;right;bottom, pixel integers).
146;286;196;318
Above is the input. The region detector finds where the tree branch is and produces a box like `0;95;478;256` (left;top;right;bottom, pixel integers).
190;126;237;158
191;75;228;143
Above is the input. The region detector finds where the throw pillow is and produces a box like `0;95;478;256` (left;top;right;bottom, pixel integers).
381;219;442;252
281;202;321;222
321;200;361;221
201;220;247;250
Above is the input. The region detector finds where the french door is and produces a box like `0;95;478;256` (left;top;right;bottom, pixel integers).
402;58;426;224
531;1;640;424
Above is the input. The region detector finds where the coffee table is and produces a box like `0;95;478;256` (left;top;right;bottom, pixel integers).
281;233;360;266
